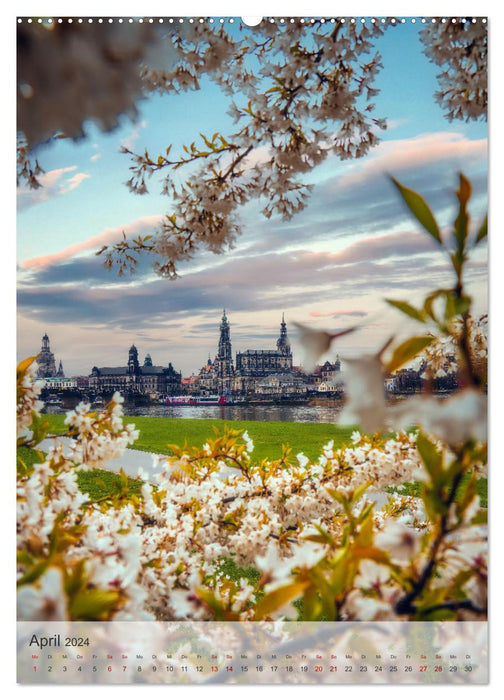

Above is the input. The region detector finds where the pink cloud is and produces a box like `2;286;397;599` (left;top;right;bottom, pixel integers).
310;309;368;318
21;214;164;269
335;132;487;190
63;172;90;192
17;165;90;210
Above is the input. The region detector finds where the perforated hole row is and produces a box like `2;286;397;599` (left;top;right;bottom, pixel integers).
16;17;488;25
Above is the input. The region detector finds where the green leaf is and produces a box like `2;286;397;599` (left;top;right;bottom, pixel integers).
386;336;435;374
326;486;352;515
307;569;336;620
476;214;488;245
416;431;443;483
351;545;392;567
455;474;477;519
119;468;129;489
17;550;35;567
423;288;451;321
64;560;87;597
391;177;442;244
254;581;308;619
301;523;335;546
17;560;50;587
352;479;375;505
470;510;488;525
301;584;320;621
454;173;472;251
445;293;471;323
69;589;122;621
385;299;426;323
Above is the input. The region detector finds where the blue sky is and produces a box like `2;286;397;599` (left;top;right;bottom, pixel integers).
16;18;488;376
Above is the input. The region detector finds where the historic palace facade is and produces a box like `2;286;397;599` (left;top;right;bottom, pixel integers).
89;345;181;395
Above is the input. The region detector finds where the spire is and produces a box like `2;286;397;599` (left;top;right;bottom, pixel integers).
277;313;291;355
216;310;233;377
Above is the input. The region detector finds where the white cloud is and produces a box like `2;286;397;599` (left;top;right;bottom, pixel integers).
120;120;147;151
17;166;90;211
63;172;90;192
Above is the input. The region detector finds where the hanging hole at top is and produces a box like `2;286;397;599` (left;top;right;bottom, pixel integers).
241;17;263;26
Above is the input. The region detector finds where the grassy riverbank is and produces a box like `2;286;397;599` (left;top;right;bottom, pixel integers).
17;445;144;501
39;414;487;506
43;413;357;462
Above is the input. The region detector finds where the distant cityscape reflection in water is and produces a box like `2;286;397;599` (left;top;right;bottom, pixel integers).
45;402;345;424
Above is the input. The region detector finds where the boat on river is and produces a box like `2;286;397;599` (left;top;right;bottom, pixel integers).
164;395;233;406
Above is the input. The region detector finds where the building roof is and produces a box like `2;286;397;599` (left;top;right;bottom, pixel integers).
92;365;178;376
141;365;177;375
256;373;305;385
238;349;283;356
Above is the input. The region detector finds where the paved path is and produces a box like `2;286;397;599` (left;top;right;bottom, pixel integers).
37;434;391;507
38;435;165;481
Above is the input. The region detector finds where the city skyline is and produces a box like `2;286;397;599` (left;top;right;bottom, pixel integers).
32;311;331;378
17;20;488;376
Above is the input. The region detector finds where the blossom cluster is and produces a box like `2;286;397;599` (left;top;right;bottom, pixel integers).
18;21;157;149
63;394;139;469
104;20;388;276
16;369;487;623
16;371;44;434
420;20;487;123
418;314;488;383
135;429;427;619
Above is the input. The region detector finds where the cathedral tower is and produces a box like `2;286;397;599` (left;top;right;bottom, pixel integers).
128;344;140;375
36;333;57;377
144;353;153;367
276;312;291;356
215;310;234;382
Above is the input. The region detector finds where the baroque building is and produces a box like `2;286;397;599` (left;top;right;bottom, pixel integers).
202;311;295;395
235;313;293;376
89;345;181;395
36;333;64;378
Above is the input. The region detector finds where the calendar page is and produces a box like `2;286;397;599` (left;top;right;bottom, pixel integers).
16;14;488;685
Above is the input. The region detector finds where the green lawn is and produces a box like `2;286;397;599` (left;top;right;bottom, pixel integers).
17;445;143;501
36;414;489;506
386;474;488;508
43;414;356;462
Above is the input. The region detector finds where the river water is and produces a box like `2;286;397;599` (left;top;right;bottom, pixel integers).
44;402;345;424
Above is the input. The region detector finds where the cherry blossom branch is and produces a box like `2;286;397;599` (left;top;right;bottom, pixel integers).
394;468;465;616
421;600;486;616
